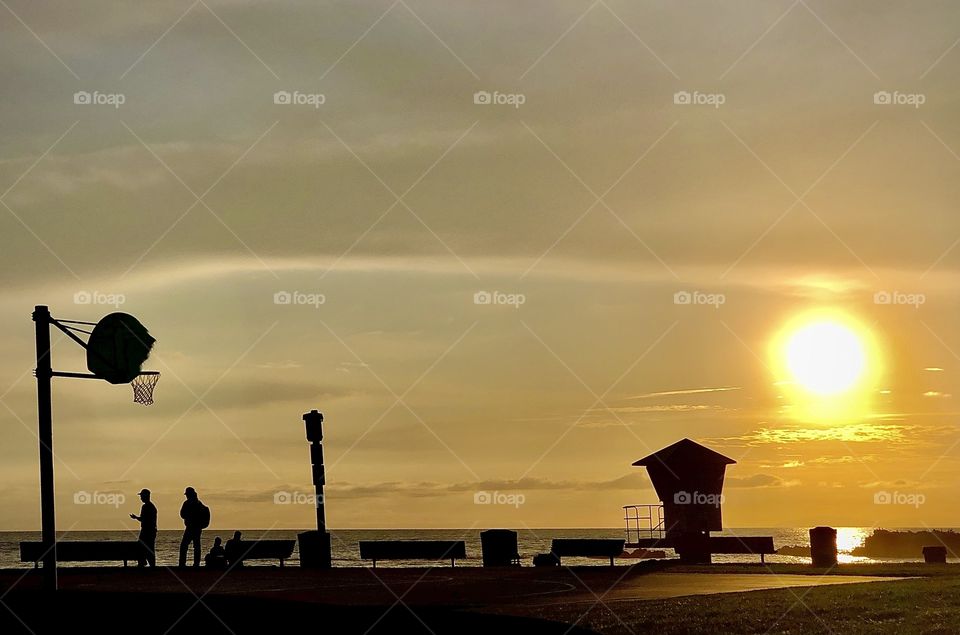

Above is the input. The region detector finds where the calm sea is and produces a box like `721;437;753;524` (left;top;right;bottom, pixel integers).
0;527;943;569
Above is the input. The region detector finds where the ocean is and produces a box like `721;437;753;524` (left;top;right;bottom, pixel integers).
3;526;941;569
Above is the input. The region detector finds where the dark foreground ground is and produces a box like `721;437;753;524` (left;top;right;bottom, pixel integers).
0;563;953;634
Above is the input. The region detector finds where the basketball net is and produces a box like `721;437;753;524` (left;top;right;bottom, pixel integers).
131;371;160;406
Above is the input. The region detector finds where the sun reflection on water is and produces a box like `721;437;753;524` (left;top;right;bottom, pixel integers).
836;527;869;563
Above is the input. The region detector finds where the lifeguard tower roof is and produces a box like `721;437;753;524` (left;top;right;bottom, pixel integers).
632;438;735;468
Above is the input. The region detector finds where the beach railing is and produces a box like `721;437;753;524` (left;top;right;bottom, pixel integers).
623;504;666;546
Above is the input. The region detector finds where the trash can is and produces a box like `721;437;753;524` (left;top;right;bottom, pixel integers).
923;546;947;563
675;531;711;565
298;530;332;568
480;529;519;567
809;526;837;567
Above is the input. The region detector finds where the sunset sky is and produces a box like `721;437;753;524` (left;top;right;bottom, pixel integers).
2;1;960;532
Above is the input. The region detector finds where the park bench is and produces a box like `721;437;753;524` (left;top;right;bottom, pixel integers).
550;538;625;566
229;539;297;567
358;540;466;568
707;536;776;564
20;541;142;567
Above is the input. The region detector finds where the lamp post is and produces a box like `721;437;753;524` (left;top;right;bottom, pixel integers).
303;409;326;533
297;409;331;567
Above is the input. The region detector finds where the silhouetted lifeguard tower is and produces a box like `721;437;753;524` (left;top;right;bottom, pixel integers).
623;438;774;563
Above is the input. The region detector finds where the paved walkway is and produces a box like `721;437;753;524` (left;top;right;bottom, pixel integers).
0;567;907;607
522;572;905;606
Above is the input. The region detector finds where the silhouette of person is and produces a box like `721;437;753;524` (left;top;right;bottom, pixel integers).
225;530;244;568
204;536;227;569
130;488;157;567
178;487;206;567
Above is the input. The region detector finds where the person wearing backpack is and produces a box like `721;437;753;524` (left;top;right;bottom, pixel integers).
178;486;210;567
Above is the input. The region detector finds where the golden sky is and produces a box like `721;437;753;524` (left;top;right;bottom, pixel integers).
1;1;960;531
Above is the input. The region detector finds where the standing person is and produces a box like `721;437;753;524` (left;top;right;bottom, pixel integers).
178;487;210;567
130;488;157;568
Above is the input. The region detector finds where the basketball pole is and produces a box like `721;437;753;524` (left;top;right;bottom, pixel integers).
33;305;57;591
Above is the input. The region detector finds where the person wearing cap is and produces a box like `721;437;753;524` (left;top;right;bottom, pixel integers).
179;486;205;567
129;488;157;567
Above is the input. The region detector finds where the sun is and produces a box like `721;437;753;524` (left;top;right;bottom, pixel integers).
784;320;866;396
771;310;881;423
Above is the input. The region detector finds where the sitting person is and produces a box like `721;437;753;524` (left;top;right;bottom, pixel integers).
204;536;227;569
224;530;244;568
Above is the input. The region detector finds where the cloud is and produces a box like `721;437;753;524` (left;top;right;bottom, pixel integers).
719;424;911;445
200;379;354;411
628;387;741;399
763;455;875;468
726;474;797;488
322;473;655;499
859;479;922;489
203;474;655;505
590;405;730;415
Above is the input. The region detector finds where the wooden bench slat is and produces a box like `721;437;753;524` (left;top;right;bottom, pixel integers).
550;539;625;557
232;540;296;566
550;539;625;566
20;541;142;567
358;540;466;567
707;536;776;554
20;539;297;567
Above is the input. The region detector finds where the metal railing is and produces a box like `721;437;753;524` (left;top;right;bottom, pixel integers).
623;503;665;545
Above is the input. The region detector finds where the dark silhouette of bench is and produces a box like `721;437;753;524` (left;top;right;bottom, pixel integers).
20;541;142;567
231;540;296;567
359;540;466;568
708;537;776;563
550;539;625;566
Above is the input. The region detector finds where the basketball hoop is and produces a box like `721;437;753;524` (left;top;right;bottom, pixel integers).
31;306;160;591
131;371;160;406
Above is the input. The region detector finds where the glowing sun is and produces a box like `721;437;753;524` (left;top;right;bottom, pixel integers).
771;311;881;423
784;320;866;396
